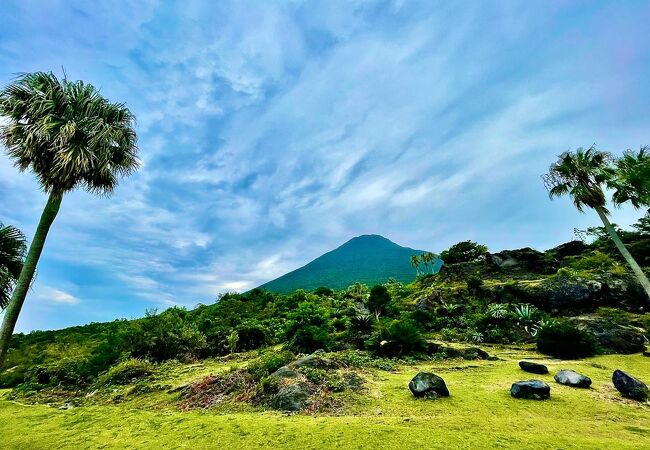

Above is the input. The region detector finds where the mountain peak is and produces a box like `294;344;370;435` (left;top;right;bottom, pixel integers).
258;235;440;293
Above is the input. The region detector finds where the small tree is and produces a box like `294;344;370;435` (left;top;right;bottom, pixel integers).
544;146;650;299
439;241;488;264
367;285;391;316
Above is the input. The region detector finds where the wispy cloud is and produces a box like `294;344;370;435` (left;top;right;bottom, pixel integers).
1;0;649;331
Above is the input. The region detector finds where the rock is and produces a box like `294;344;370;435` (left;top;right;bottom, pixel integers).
612;370;649;402
269;382;312;411
424;340;442;354
519;361;549;375
643;351;650;357
343;373;364;391
270;366;298;379
548;241;590;259
462;347;490;360
408;372;449;398
554;370;592;388
575;319;646;354
441;347;463;358
289;354;338;370
511;380;551;400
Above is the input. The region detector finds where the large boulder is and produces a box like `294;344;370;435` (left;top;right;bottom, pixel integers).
489;248;557;274
612;370;649;402
554;370;592;388
269;382;312;411
462;347;491;360
574;319;646;354
511;380;551;400
408;372;449;398
519;361;549;375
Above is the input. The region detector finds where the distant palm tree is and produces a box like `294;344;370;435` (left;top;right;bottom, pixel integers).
410;254;421;276
0;72;139;365
423;252;437;274
544;146;650;299
0;223;26;309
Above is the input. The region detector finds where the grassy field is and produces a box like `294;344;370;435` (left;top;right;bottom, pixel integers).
1;347;649;449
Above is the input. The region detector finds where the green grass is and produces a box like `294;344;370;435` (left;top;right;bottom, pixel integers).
1;348;649;449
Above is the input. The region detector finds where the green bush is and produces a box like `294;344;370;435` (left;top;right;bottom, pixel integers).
440;241;488;264
97;358;155;386
235;322;270;351
369;319;425;356
247;350;295;380
289;326;331;353
121;308;207;361
536;320;597;358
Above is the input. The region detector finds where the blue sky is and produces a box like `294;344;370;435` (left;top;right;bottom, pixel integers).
1;0;649;331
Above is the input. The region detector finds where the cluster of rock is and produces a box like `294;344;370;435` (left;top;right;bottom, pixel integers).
408;358;648;403
267;354;363;412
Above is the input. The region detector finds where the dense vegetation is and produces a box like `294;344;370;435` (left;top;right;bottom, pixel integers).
1;215;648;394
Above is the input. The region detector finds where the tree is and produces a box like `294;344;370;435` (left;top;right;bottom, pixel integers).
439;241;488;264
410;254;421;276
367;284;391;315
0;223;26;309
543;146;650;299
0;72;139;365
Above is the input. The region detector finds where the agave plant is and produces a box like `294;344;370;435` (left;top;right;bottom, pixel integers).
487;303;508;319
512;304;538;324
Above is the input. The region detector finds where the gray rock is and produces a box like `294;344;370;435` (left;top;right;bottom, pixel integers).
612;370;649;402
270;366;298;379
575;319;646;354
408;372;449;398
643;351;650;357
269;383;312;411
511;380;550;400
519;361;549;375
462;347;490;360
554;370;592;388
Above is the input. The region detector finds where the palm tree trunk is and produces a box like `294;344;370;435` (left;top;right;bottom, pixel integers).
595;206;650;300
0;193;62;367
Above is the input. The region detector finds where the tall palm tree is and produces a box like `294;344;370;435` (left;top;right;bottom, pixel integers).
410;254;421;276
543;146;650;299
0;72;139;365
0;223;26;309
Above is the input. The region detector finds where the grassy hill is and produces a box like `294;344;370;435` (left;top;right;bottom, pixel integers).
258;234;441;293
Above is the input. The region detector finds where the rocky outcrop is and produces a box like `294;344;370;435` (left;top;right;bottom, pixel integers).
612;370;649;402
409;372;449;398
554;370;592;388
269;382;313;411
511;380;550;400
270;366;299;379
573;318;647;354
519;361;549;375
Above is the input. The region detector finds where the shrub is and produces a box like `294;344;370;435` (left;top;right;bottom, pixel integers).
466;274;483;293
97;358;155;386
234;322;270;351
440;241;488;264
370;319;425;356
26;358;91;386
247;350;295;380
536;320;597;358
121;308;207;361
289;326;331;353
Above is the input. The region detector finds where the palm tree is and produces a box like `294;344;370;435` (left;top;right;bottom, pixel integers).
410;254;421;276
543;146;650;299
0;72;139;365
0;223;26;309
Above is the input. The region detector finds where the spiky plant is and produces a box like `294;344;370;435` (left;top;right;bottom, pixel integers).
0;71;139;365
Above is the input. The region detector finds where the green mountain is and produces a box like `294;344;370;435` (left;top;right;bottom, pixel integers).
258;234;440;293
